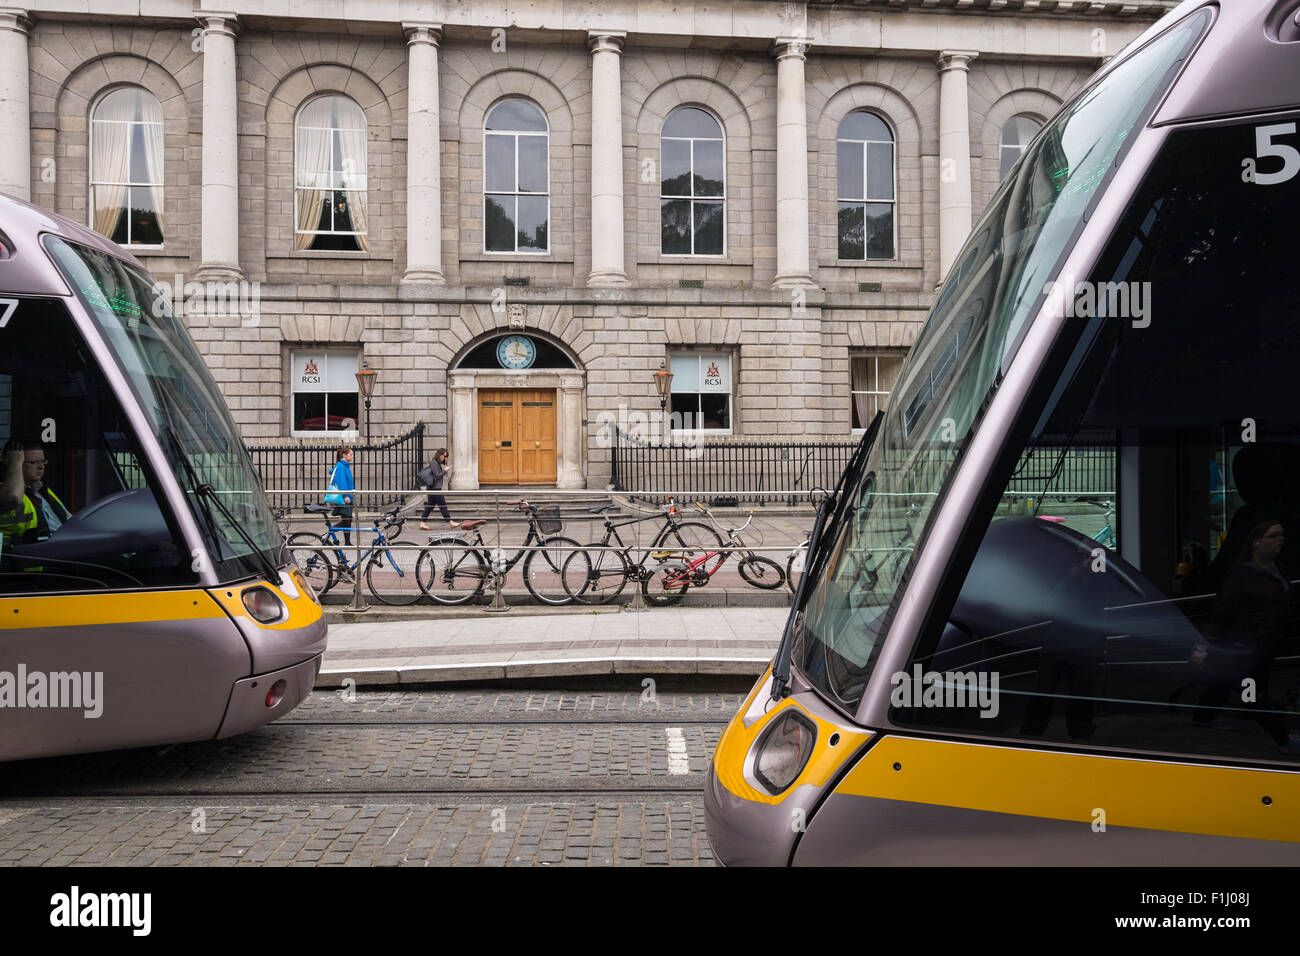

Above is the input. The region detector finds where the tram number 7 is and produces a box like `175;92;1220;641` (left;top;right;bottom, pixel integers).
1245;123;1300;186
0;299;15;329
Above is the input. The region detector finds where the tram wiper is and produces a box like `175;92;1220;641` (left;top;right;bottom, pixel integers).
193;481;282;585
771;411;883;701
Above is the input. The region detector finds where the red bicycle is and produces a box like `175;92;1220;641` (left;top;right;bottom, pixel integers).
649;504;786;605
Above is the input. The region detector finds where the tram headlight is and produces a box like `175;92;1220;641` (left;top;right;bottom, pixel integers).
753;711;817;795
241;586;287;624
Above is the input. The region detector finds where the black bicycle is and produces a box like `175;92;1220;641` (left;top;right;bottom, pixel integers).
415;500;581;606
561;498;726;606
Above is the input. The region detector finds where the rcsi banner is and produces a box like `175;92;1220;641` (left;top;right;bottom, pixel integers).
294;351;359;392
296;353;327;392
700;354;730;393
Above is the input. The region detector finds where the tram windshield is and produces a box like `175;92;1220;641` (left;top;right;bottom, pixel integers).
792;8;1211;714
43;238;282;582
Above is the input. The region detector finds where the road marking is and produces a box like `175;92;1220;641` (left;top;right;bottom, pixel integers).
665;727;691;775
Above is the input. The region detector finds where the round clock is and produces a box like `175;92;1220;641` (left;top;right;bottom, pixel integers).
496;334;537;370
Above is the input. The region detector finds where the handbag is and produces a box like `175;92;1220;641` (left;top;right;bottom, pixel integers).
416;465;435;488
324;462;346;506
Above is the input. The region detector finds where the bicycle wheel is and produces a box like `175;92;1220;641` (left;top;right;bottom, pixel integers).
286;532;335;595
654;520;726;575
563;545;628;605
641;561;691;606
416;536;487;605
523;534;582;606
365;539;424;606
786;543;808;594
738;554;785;590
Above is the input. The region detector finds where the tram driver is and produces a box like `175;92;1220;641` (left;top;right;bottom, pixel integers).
0;437;72;544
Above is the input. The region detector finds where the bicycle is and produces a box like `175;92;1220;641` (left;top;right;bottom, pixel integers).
285;503;421;606
415;500;582;606
654;503;785;595
561;497;726;606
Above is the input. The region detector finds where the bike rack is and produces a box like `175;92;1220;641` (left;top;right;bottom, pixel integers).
346;509;369;612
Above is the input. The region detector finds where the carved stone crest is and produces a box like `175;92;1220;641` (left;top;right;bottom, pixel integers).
507;303;526;329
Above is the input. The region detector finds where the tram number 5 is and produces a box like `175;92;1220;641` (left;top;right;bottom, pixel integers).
0;298;16;329
1243;123;1300;185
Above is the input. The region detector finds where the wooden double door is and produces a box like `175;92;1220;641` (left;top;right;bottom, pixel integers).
478;388;558;484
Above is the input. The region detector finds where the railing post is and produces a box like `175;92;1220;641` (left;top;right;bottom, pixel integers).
346;495;368;612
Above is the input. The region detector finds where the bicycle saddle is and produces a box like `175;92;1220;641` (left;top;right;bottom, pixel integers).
304;504;332;514
458;519;488;530
587;505;613;514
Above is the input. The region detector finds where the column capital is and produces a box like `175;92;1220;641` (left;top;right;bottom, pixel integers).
195;11;240;38
771;36;810;61
402;22;443;46
0;8;33;35
587;31;626;54
937;49;978;72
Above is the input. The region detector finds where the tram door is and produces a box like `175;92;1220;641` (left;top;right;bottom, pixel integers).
478;389;557;485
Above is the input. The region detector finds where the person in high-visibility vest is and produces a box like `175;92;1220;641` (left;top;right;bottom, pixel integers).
0;440;71;544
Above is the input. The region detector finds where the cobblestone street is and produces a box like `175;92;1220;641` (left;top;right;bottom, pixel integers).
0;684;748;866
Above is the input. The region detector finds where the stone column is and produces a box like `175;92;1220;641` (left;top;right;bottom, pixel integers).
0;9;32;201
557;373;586;489
195;12;243;281
402;23;446;285
448;372;478;490
937;50;978;282
771;37;815;290
587;32;628;287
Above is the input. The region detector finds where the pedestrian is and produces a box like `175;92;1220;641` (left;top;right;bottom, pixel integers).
325;445;356;546
418;448;458;531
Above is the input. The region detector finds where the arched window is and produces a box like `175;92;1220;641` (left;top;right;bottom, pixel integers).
661;107;725;256
999;114;1043;180
295;95;368;251
90;88;164;246
837;111;895;260
484;99;549;253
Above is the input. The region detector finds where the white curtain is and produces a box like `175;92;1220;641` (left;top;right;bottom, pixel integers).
139;91;165;238
295;97;336;250
335;99;368;251
91;89;134;239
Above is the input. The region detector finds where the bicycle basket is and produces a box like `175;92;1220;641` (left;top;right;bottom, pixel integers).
536;505;563;534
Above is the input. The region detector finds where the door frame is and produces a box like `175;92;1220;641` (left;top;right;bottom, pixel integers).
448;369;586;490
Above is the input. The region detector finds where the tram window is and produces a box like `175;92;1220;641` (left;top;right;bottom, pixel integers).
0;297;197;593
897;116;1300;764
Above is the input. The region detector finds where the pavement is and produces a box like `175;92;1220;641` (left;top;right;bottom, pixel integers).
316;603;788;687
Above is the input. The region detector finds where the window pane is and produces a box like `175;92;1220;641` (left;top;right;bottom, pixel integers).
700;392;730;430
325;393;359;431
865;203;894;259
485;195;517;252
331;190;358;233
486;99;547;132
129;185;163;245
661;199;692;254
517;136;548;193
0;297;196;592
335;130;367;189
693;140;724;197
694;201;724;255
866;142;894;201
92;186;128;246
838;202;865;259
1000;145;1022;180
668;353;700;392
669;393;702;430
296;127;329;182
294;392;327;431
851;356;875;392
839;110;891;143
663;107;722;139
838;141;864;200
128;123;150;184
661;139;691;196
516;195;548;250
485;134;516;192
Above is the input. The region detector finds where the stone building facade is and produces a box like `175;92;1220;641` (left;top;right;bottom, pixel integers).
0;0;1173;489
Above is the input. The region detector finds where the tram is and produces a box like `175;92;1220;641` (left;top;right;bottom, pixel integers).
0;195;325;762
706;0;1300;864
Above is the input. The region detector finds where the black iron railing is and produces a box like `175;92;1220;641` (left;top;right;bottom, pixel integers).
246;423;426;510
612;427;1118;506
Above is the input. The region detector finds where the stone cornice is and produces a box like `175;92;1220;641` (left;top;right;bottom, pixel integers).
807;0;1172;15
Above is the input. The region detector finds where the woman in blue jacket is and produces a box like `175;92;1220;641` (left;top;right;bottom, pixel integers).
328;445;355;545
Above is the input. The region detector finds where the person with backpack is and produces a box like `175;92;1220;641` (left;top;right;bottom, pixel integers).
418;448;458;531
